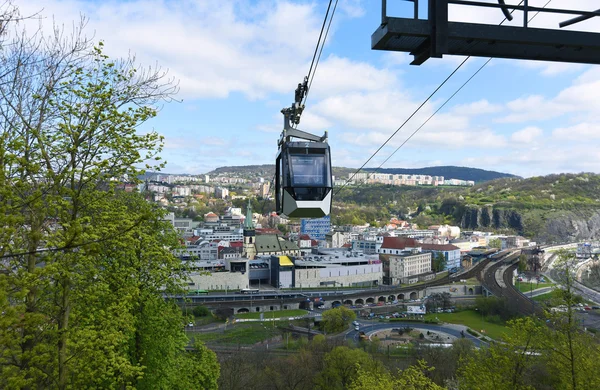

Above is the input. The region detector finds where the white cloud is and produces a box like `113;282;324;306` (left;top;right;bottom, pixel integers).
553;122;600;140
18;0;327;99
452;99;502;116
500;67;600;123
511;126;543;143
518;61;587;77
308;55;399;98
338;0;365;18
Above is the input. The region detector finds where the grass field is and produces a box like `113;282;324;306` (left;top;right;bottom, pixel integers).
532;290;561;302
515;282;554;293
234;309;307;320
425;310;512;340
452;277;480;285
190;322;283;345
411;272;449;287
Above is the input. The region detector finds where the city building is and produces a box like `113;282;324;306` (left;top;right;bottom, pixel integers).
301;216;331;240
204;212;219;223
293;250;382;288
214;187;229;199
325;231;351;248
420;243;461;270
428;225;461;239
380;249;432;285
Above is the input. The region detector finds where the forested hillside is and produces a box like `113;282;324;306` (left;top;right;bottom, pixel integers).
333;173;600;243
205;165;516;182
363;165;520;182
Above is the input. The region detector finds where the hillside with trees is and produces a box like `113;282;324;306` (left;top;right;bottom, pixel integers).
333;173;600;242
363;165;520;182
206;165;517;183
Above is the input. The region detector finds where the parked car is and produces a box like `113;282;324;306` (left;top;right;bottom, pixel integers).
354;325;360;331
352;321;359;326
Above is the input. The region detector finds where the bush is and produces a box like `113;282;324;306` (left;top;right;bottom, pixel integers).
192;305;211;317
466;328;480;337
419;333;425;340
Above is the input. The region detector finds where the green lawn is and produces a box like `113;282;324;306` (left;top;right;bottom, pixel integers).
235;309;307;320
190;322;282;345
425;310;512;340
453;277;480;285
532;290;561;303
411;272;449;287
514;282;554;293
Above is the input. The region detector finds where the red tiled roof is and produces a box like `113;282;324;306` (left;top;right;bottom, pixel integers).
342;243;352;248
381;237;419;249
299;234;311;240
230;241;243;248
420;243;460;251
185;236;201;242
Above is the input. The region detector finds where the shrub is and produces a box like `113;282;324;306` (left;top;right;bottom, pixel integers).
193;305;211;317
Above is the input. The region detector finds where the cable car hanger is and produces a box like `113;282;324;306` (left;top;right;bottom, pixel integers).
275;77;332;219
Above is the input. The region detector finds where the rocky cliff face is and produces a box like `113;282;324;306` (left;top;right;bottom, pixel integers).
542;210;600;243
460;207;523;232
459;206;600;243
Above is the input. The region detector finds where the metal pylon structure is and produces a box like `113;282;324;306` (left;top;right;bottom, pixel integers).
372;0;600;65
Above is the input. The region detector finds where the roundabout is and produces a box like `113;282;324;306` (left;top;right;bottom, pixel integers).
345;320;486;348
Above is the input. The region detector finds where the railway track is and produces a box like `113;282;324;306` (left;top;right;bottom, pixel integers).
479;251;543;316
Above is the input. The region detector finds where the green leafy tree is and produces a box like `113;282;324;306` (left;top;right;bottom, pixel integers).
543;250;600;389
459;317;544;390
433;252;447;272
0;8;218;389
350;360;444;390
518;254;528;273
193;305;211;317
488;238;502;249
315;346;384;390
321;306;356;334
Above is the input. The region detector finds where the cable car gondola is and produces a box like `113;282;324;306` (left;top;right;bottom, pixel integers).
275;96;332;218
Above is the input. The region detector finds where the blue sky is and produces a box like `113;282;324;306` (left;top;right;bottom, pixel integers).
19;0;600;177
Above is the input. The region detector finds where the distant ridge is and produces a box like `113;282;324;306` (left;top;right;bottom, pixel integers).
205;165;518;183
363;166;520;183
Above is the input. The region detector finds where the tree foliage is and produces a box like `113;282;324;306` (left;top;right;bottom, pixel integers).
0;7;218;389
321;306;356;334
350;360;444;390
432;253;447;272
315;346;385;390
461;250;600;390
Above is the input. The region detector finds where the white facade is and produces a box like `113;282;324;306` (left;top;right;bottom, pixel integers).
215;187;229;199
187;271;249;291
326;231;351;248
295;263;382;288
382;251;432;285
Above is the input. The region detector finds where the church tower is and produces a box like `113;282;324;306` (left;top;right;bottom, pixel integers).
243;200;256;260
